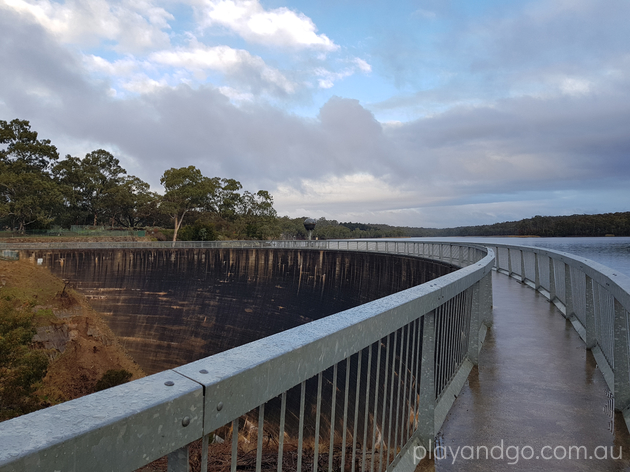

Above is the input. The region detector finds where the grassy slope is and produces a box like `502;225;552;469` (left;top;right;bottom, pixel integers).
0;259;145;419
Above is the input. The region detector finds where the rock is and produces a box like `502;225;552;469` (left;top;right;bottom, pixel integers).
32;324;71;352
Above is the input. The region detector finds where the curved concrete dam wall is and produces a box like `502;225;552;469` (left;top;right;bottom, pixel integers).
22;247;458;444
24;248;456;375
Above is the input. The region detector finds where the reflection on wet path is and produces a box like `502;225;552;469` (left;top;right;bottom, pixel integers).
418;272;630;471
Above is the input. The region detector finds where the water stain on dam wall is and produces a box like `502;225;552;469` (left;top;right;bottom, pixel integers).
22;247;457;445
24;248;455;376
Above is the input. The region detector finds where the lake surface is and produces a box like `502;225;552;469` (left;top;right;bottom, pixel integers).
406;236;630;277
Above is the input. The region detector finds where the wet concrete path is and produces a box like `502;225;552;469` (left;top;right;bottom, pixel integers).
418;272;630;471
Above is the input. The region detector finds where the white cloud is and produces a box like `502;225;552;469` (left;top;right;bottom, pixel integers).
1;0;173;52
198;0;338;51
314;58;372;89
274;173;418;215
84;55;141;77
353;58;372;73
150;45;296;94
314;68;353;89
559;77;591;96
218;86;254;102
121;76;167;94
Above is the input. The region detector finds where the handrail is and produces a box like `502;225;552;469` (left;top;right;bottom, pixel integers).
3;239;485;269
0;240;494;472
486;241;630;429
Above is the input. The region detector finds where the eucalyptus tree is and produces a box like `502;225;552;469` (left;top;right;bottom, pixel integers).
160;166;218;242
0;119;61;231
0;119;59;170
101;176;159;227
53;150;128;226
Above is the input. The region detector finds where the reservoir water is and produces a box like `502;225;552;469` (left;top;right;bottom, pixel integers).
407;236;630;277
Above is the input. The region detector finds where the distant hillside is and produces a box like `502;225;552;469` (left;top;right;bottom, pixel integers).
397;212;630;238
282;211;630;239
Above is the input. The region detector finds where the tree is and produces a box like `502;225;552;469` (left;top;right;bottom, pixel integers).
160;166;218;242
101;176;158;227
214;178;243;220
239;190;277;218
0;161;63;231
237;190;279;239
0;119;62;231
52;156;89;226
53;150;128;226
0;119;59;170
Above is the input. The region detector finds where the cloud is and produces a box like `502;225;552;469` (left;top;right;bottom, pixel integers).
369;0;630;120
1;0;352;103
314;58;372;89
2;3;630;228
412;9;437;20
197;0;338;51
1;0;173;53
84;55;142;77
150;44;296;95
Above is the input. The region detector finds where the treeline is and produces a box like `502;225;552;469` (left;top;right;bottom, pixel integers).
0;119;277;241
397;212;630;238
276;217;407;240
278;213;630;240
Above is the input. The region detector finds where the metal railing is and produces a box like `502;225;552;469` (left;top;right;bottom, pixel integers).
487;242;630;428
0;241;494;472
3;239;485;268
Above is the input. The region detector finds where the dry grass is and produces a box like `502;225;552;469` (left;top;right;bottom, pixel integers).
136;428;390;472
0;259;145;410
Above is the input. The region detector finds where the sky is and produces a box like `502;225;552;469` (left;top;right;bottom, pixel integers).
1;0;629;228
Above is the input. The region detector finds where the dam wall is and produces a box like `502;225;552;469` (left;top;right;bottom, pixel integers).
23;248;456;376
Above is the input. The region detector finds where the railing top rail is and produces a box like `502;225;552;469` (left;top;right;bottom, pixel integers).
0;241;493;470
483;240;630;309
0;239;478;249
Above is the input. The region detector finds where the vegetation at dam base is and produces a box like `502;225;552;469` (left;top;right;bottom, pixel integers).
0;259;144;422
2;118;629;241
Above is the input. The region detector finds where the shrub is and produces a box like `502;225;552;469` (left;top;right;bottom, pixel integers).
178;220;217;241
94;369;133;392
0;303;49;420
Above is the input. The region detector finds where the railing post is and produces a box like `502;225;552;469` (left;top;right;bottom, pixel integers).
507;248;513;277
418;312;436;449
614;299;630;412
482;272;493;327
549;257;556;302
468;282;481;365
534;252;540;290
564;263;574;319
585;276;596;349
168;446;190;472
495;246;500;270
520;250;525;283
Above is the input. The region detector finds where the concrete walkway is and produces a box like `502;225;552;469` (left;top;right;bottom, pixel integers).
418;272;630;471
